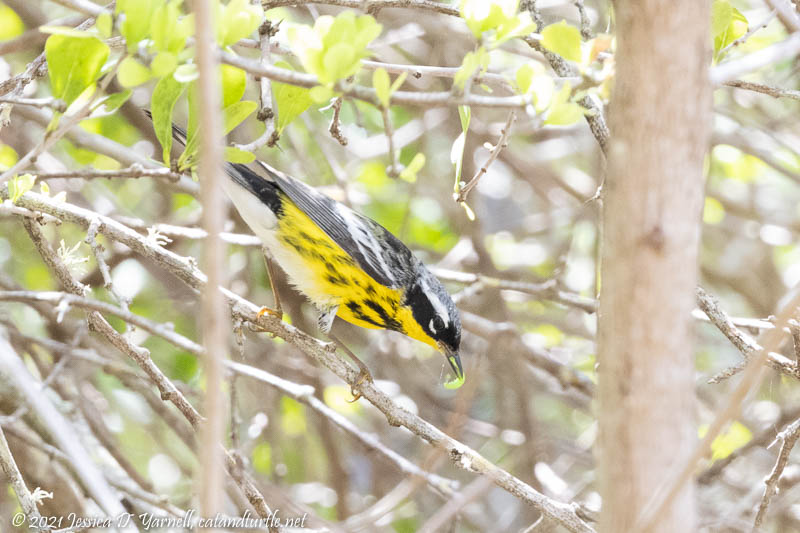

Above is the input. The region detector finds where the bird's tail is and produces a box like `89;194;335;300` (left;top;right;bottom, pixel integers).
142;109;282;211
142;109;189;148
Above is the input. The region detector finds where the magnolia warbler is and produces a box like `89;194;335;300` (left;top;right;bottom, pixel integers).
159;116;463;386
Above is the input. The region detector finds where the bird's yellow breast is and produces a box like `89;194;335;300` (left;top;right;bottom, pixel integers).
272;195;437;350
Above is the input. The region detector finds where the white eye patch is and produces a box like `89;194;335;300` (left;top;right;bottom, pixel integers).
429;318;437;332
421;277;450;328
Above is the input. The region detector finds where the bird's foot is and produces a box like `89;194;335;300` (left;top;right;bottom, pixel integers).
256;306;283;319
347;367;373;403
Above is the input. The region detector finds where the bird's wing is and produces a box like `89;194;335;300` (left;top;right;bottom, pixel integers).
253;160;416;289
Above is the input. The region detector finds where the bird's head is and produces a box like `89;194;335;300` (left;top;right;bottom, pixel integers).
403;269;463;382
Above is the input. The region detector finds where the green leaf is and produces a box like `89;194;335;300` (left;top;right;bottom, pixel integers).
218;0;262;47
222;100;257;135
174;63;198;83
444;372;465;389
152;0;192;53
280;397;306;436
516;63;535;94
309;85;334;104
0;144;19;171
390;71;407;93
118;56;152;87
95;12;113;39
221;64;247;107
225;146;256;163
96;89;132;112
451;131;467;186
252;442;271;475
0;3;25;41
151;74;185;164
458;105;471;134
700;421;752;461
273;62;313;134
541;20;582;62
117;0;159;53
399;152;425;182
711;0;733;36
545;82;584;125
516;62;553;110
373;67;391;108
712;0;747;60
460;0;534;46
288;12;381;85
45;33;110;105
322;42;356;84
454;46;488;90
151;52;178;77
8;173;36;204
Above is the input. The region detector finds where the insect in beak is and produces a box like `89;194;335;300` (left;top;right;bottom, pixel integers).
439;342;464;382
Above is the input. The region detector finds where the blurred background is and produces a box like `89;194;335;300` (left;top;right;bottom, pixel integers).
1;0;799;531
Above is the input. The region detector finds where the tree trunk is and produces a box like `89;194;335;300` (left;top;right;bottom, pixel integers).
598;1;711;532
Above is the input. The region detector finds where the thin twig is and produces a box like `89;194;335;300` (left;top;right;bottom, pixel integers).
723;79;800;101
752;418;800;530
696;287;800;382
34;165;184;182
0;423;47;532
264;0;460;17
0;96;65;112
328;97;348;145
456;111;516;204
380;106;400;177
234;19;280;152
574;0;592;40
221;50;531;109
86;218;131;312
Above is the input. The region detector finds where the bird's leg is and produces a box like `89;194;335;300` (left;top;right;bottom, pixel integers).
325;329;373;403
256;248;283;319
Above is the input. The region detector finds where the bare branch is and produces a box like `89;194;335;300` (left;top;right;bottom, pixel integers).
752;418;800;530
0;424;47;532
221;50;531;109
723;79;800;101
696;287;800;382
456;111;516;204
328;97;348;145
194;0;228;520
0;331;131;520
263;0;461;17
0;96;65;112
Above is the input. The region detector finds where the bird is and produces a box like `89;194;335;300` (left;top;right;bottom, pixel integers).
154;114;463;393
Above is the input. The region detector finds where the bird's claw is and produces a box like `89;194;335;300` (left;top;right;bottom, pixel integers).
257;306;282;319
347;369;373;403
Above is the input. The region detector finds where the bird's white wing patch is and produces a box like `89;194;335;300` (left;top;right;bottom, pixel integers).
335;203;397;286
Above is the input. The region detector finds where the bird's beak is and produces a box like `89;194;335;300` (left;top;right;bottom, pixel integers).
439;342;464;381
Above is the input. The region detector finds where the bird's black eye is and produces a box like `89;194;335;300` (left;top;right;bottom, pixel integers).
431;316;445;333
